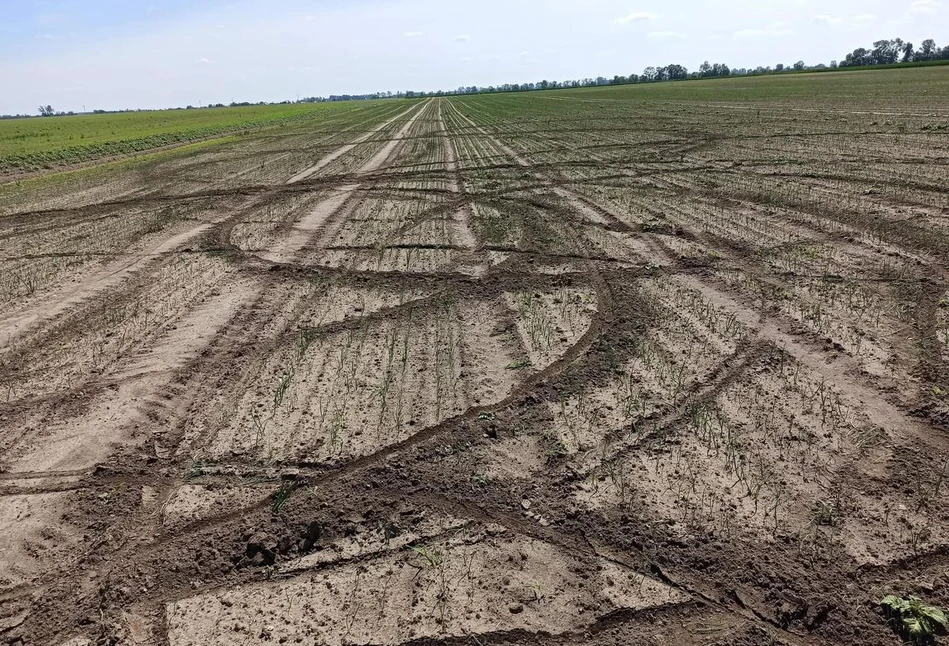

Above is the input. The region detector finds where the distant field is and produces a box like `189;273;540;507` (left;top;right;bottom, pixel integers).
515;65;949;111
5;66;947;178
0;102;366;175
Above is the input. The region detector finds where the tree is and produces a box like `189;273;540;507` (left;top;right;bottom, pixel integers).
642;66;657;82
38;104;54;116
793;60;805;71
841;48;870;67
902;42;915;63
870;39;901;65
699;61;712;77
666;64;688;80
916;39;937;61
775;63;785;72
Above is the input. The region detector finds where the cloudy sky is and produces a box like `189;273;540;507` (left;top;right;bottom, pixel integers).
1;0;946;114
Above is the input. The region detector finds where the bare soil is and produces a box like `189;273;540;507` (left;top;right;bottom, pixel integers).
2;75;949;646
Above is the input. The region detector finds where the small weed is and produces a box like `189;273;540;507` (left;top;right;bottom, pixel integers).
541;431;568;463
881;595;947;644
524;581;545;602
185;456;207;479
410;544;443;567
812;498;840;527
506;358;530;370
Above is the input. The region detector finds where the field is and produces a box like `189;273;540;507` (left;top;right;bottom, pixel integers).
0;102;355;174
1;66;949;645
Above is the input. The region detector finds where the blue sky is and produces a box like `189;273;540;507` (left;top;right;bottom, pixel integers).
1;0;946;114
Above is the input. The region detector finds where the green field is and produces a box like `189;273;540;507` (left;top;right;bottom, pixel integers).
0;102;359;174
541;65;949;109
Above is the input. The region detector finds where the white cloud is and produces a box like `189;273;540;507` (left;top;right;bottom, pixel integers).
198;57;214;64
852;13;877;23
647;30;684;39
454;34;471;42
812;14;842;24
403;31;423;37
734;22;793;38
910;0;940;13
614;12;659;24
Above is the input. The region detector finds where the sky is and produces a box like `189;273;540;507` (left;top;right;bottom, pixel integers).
1;0;946;114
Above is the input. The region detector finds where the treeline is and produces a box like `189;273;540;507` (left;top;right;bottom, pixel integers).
404;36;949;97
299;93;396;103
839;38;945;66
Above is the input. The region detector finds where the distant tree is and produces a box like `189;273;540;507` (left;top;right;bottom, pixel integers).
642;66;658;82
917;39;938;61
775;63;785;72
666;63;688;80
38;104;54;116
793;60;805;71
870;39;901;65
902;42;915;63
841;48;870;66
699;60;712;77
830;60;838;68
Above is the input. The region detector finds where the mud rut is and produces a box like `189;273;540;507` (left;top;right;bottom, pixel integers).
0;90;947;646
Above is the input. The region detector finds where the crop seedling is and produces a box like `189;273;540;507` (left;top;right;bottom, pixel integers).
409;544;450;624
272;479;298;513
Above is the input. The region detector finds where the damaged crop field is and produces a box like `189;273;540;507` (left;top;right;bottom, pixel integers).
1;66;949;645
